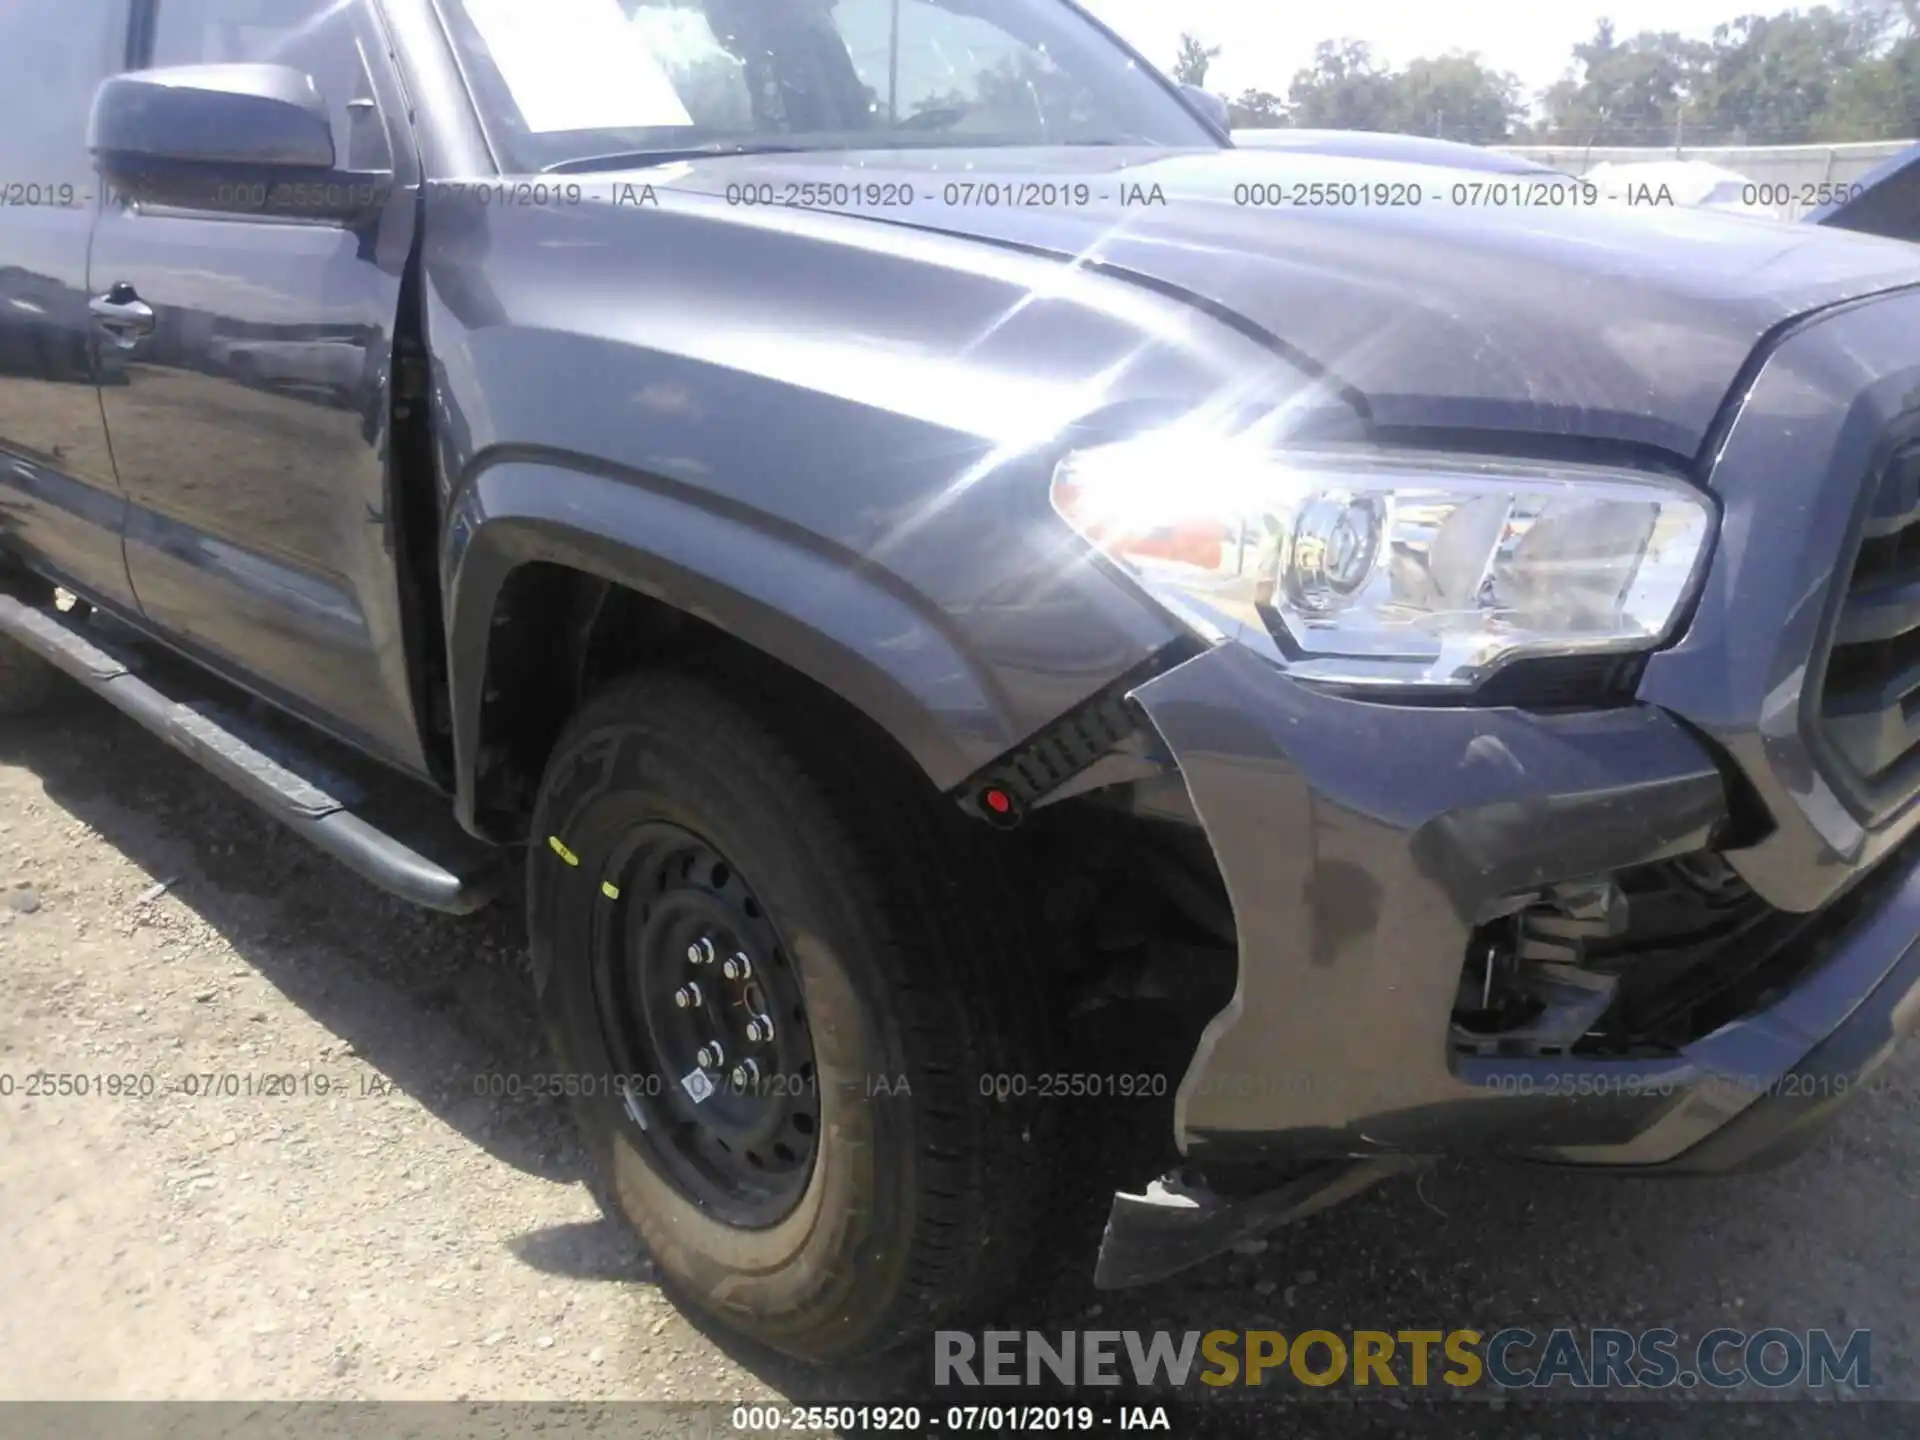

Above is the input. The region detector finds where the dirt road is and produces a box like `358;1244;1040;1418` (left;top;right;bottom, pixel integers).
3;683;1917;1426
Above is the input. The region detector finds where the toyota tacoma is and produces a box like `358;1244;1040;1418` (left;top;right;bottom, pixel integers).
4;0;1920;1365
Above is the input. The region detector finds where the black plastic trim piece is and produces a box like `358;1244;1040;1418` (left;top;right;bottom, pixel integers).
1810;412;1920;822
954;644;1200;820
1094;1158;1421;1288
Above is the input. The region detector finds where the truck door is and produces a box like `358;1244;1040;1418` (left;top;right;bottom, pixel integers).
0;0;140;612
91;0;431;771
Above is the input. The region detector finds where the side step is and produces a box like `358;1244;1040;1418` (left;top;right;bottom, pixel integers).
0;594;498;914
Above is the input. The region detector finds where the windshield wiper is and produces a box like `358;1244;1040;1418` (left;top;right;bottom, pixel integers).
543;141;815;175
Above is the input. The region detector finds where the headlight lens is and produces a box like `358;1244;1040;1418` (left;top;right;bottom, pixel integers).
1052;436;1714;690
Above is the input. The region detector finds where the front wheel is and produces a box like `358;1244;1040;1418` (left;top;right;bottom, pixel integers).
528;671;1060;1361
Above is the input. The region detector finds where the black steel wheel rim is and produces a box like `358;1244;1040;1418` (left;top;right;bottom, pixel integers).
589;823;820;1227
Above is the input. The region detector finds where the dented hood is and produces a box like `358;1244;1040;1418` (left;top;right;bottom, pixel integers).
641;145;1920;458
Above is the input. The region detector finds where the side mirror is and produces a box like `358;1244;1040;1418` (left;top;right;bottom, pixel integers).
1179;83;1231;135
1810;145;1920;243
90;63;389;221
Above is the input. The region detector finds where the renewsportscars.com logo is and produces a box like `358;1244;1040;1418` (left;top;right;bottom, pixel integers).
934;1327;1872;1391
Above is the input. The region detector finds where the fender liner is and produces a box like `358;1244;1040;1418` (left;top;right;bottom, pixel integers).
442;456;1027;835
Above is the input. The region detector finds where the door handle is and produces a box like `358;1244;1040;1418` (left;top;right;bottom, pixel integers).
90;287;156;344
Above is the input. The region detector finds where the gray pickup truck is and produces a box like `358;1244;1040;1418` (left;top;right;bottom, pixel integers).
5;0;1920;1366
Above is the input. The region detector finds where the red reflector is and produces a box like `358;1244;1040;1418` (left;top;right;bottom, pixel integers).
983;788;1012;815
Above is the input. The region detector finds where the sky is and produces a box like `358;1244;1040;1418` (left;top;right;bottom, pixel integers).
1078;0;1752;102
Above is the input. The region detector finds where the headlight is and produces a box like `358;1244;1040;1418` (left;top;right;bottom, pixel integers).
1051;436;1715;690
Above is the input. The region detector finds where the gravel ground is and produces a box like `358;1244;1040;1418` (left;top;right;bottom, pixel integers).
3;679;1918;1434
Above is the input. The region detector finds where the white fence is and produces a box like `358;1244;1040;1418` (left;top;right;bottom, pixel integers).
1500;140;1911;192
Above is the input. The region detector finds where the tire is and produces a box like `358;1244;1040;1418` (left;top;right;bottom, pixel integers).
0;572;57;718
527;670;1060;1361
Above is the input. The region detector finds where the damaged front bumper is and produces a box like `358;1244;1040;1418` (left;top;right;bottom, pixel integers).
1091;642;1920;1284
1091;290;1920;1283
1123;640;1920;1172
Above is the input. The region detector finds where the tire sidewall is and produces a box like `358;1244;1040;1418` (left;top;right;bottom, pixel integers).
529;702;922;1355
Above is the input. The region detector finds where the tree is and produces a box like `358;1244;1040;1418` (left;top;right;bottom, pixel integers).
1545;24;1703;143
1228;88;1289;128
1211;9;1920;148
1694;8;1883;142
1850;0;1920;41
1286;39;1400;130
1538;21;1716;145
1171;32;1221;88
1825;29;1920;136
1388;53;1524;141
1531;9;1916;146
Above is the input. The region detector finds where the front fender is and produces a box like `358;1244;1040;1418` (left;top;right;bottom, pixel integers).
420;188;1305;836
445;456;1056;832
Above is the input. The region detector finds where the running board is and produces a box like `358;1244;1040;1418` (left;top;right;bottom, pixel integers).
0;594;497;914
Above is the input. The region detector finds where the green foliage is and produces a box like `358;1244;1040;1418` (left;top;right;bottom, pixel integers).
1536;21;1713;143
1172;31;1221;88
1284;40;1398;130
1534;7;1916;143
1274;40;1523;139
1701;9;1877;139
1824;33;1920;137
1200;6;1919;143
1227;88;1288;128
1393;52;1527;141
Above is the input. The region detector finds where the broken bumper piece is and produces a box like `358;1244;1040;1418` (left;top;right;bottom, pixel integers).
1121;641;1920;1176
1093;1158;1423;1289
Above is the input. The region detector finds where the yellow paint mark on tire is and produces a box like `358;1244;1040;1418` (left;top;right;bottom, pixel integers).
601;881;621;900
548;835;580;867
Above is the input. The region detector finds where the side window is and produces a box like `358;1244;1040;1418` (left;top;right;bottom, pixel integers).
149;0;393;170
0;0;130;191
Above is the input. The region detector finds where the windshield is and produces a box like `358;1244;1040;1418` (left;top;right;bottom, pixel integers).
435;0;1218;173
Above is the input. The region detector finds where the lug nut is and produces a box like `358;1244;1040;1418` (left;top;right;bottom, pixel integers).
696;1041;726;1069
673;983;703;1009
722;952;753;980
731;1058;761;1090
745;1014;775;1043
687;936;716;966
